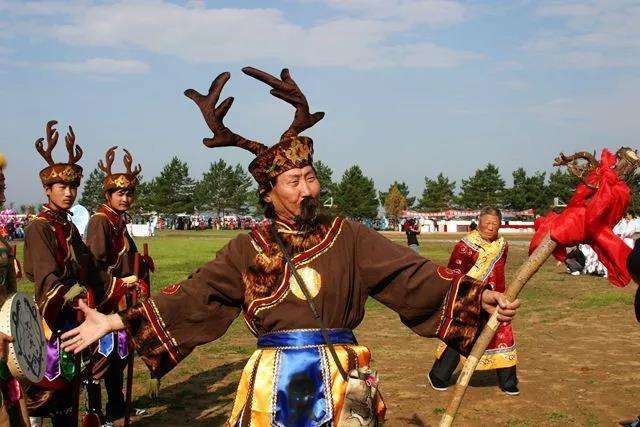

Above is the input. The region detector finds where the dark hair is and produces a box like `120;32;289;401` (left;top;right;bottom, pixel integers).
106;188;135;197
479;206;502;222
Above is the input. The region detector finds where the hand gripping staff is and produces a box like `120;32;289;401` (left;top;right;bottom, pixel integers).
439;234;556;426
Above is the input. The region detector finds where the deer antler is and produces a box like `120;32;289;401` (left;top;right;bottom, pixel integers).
35;120;59;166
553;151;599;181
99;146;117;175
184;72;267;155
614;147;640;181
122;149;142;177
242;67;324;140
65;126;82;164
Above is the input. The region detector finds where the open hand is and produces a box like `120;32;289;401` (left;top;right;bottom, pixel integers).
60;300;124;354
481;290;520;323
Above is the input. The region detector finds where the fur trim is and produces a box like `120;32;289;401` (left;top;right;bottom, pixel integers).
243;215;332;303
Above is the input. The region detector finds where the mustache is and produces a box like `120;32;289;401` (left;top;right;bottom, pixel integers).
294;196;319;227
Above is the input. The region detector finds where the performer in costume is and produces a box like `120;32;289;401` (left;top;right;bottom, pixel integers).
429;207;519;395
0;153;30;427
60;67;520;426
23;120;103;426
85;147;151;424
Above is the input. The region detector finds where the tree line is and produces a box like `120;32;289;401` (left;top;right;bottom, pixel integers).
71;157;599;221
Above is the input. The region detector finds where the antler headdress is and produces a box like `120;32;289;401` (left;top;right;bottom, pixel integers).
185;67;324;193
99;146;142;191
35;120;83;186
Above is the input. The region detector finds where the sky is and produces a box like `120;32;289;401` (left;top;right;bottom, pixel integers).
1;0;640;207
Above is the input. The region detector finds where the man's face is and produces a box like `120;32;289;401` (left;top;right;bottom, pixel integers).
107;189;135;213
0;171;5;204
45;183;77;210
478;214;501;242
265;166;321;222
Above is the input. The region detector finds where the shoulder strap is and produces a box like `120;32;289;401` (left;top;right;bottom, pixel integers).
272;227;349;380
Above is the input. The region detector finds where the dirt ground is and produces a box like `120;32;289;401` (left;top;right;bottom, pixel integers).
24;231;638;426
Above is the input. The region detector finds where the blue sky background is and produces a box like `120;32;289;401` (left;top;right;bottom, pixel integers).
1;0;639;206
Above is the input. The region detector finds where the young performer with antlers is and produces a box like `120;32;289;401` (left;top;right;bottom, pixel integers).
23;120;102;426
60;68;519;426
84;147;152;424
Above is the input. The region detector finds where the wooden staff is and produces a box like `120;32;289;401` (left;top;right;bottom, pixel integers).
10;244;21;279
439;234;557;427
72;308;84;427
124;252;141;427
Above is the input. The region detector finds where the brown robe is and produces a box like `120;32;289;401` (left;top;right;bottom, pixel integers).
22;205;102;417
86;204;137;288
85;203;137;379
121;216;488;379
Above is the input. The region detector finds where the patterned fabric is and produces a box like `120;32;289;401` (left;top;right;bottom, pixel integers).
121;299;183;378
103;173;139;191
435;275;490;357
38;163;83;187
227;329;385;427
436;231;517;369
248;136;313;193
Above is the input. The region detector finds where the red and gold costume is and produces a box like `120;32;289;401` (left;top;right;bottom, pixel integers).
435;230;516;370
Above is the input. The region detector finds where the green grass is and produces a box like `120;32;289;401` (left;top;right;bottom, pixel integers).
572;290;634;309
10;228;638;426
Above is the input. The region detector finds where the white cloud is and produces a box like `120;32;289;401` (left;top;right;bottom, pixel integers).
524;0;640;69
0;0;479;70
317;0;467;27
48;58;150;75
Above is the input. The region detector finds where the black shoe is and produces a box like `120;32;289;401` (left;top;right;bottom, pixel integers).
427;371;448;391
501;384;520;396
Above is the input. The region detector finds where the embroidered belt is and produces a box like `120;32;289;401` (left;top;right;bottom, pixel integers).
257;328;357;348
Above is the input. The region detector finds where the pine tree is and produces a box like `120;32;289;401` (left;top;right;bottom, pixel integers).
313;160;335;205
503;168;547;212
227;164;254;215
147;157;195;214
79;168;106;213
546;169;578;208
418;173;456;211
457;164;505;209
334;165;379;220
194;159;234;216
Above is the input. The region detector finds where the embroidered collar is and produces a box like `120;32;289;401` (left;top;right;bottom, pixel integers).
97;203;130;226
39;204;71;225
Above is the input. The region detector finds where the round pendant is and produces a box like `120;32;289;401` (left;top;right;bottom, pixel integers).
289;266;322;300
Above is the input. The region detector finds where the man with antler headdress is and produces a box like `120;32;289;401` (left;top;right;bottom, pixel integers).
0;153;30;426
61;68;520;426
84;147;151;424
23;121;103;426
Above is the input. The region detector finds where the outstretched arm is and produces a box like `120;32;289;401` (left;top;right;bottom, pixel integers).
64;234;252;378
61;299;123;353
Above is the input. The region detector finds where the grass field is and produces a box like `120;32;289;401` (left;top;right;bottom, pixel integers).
15;229;640;426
